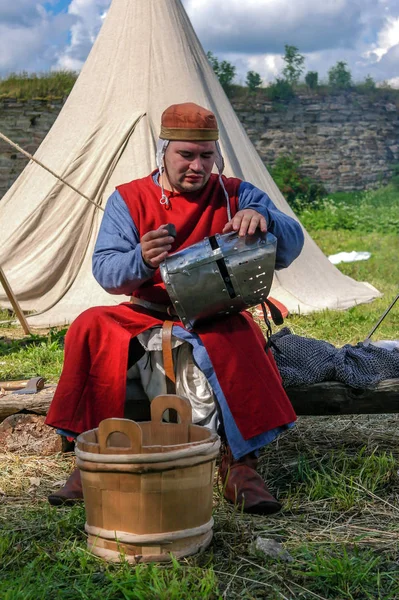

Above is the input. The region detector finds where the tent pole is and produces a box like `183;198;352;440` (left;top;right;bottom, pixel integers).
0;266;32;335
0;131;104;212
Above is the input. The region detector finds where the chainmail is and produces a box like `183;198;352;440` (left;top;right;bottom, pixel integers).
270;327;399;388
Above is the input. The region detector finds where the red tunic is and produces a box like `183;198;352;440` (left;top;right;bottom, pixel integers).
45;173;296;441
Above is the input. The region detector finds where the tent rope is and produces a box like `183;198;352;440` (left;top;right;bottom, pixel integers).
0;131;104;212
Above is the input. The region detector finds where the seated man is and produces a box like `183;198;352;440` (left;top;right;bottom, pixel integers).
46;102;304;514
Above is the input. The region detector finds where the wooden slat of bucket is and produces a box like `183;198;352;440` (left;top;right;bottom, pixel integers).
150;395;192;425
98;418;142;454
145;422;189;448
79;441;100;453
155;464;214;532
138;421;213;452
102;472;138;532
188;424;210;442
148;464;212;533
82;471;107;529
146;395;192;448
77;428;101;454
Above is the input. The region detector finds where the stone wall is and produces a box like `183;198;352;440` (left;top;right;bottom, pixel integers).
234;91;399;192
0;98;63;198
0;92;398;198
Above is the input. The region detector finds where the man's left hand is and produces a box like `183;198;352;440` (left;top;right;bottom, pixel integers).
222;209;267;237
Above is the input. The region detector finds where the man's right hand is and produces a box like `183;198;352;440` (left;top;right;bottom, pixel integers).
141;225;175;269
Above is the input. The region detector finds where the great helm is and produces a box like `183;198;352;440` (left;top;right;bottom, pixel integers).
160;230;277;330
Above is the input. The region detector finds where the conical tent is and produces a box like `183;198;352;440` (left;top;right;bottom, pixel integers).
0;0;380;327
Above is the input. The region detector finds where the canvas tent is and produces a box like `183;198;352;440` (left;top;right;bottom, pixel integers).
0;0;380;327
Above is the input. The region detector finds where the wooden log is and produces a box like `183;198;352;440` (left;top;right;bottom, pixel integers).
287;379;399;416
1;379;399;423
0;386;55;421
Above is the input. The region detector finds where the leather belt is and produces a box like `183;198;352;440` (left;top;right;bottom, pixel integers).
162;320;176;394
162;320;178;422
130;296;177;316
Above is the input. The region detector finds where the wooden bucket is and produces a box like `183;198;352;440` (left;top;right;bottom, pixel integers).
75;394;220;563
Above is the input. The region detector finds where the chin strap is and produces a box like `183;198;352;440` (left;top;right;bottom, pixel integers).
215;140;231;222
260;299;284;351
156;139;171;208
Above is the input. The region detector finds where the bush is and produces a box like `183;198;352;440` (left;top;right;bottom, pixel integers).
270;154;326;208
297;185;399;234
363;75;376;90
305;71;318;90
267;78;295;102
390;163;399;189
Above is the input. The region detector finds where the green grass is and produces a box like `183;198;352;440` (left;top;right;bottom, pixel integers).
0;71;77;100
0;328;66;382
290;545;399;599
286;447;396;510
0;504;220;599
282;229;399;345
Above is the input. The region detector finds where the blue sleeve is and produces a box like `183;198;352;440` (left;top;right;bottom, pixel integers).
238;182;304;270
92;190;155;295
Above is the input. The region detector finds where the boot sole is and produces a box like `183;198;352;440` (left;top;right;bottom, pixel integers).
244;501;282;515
47;494;84;507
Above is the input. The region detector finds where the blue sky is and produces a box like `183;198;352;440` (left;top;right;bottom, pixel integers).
1;0;398;86
43;1;71;12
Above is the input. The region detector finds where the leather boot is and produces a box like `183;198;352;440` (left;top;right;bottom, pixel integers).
219;446;281;515
48;468;83;506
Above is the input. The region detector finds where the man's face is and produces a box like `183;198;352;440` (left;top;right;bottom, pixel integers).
163;141;216;193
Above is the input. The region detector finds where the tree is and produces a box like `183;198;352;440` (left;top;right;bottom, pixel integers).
328;61;352;89
282;45;305;85
246;70;262;92
305;71;318;90
206;51;219;73
206;51;236;92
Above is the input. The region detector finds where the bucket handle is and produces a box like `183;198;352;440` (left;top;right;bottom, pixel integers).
150;394;192;425
98;418;142;454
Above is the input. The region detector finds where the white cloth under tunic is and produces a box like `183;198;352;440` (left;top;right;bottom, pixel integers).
127;326;218;430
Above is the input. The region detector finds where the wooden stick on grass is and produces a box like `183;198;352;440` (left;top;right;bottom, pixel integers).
0;266;31;335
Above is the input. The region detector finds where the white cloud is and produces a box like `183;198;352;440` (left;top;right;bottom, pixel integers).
376;16;399;55
183;0;378;54
0;2;75;74
55;0;110;71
